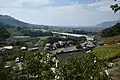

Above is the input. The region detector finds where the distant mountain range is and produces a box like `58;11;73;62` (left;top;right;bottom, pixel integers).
0;14;50;28
0;14;120;28
96;20;120;28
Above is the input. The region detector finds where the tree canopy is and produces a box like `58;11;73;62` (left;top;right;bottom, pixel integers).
0;26;10;40
111;0;120;13
22;30;53;37
101;23;120;37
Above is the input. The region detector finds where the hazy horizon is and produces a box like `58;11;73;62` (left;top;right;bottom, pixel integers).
0;0;120;27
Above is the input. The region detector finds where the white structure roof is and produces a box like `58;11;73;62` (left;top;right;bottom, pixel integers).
3;46;13;49
28;47;39;51
45;43;51;46
21;47;27;50
52;32;87;38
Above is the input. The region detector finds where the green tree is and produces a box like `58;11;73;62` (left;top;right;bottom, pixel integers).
0;27;10;40
111;0;120;13
6;52;57;80
57;54;109;80
42;36;60;47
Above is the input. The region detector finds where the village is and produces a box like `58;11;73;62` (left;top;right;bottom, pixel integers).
1;25;120;80
0;31;106;70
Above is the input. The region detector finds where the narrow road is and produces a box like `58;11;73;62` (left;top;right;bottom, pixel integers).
34;39;41;47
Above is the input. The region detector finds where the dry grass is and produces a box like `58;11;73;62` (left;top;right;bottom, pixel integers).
102;35;120;45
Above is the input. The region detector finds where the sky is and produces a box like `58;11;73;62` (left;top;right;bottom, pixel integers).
0;0;120;27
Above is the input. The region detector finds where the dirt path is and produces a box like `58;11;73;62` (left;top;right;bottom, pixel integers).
108;58;120;80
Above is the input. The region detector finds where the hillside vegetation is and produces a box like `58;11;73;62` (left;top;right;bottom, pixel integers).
101;23;120;37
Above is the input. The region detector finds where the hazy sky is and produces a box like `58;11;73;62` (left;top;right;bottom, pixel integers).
0;0;120;26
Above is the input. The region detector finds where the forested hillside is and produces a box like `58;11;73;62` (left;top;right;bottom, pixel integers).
101;23;120;37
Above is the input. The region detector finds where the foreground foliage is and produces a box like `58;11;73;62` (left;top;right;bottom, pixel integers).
3;52;110;80
58;54;109;80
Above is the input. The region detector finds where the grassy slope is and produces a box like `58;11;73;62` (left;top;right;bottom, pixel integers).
92;44;120;60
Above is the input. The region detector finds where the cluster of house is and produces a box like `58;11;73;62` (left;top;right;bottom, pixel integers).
0;46;39;52
2;46;40;69
81;40;104;50
1;34;106;69
15;56;24;63
0;46;40;68
50;32;105;53
44;41;74;52
21;46;40;52
0;46;13;52
44;38;105;54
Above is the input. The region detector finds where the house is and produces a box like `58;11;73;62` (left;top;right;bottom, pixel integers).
86;42;96;48
0;46;13;52
15;56;24;63
58;41;64;46
21;46;27;50
59;36;67;39
44;43;54;51
96;41;104;46
53;42;60;48
5;61;12;69
44;47;50;52
45;43;51;47
67;41;74;46
15;57;19;63
86;50;92;53
3;46;13;50
81;41;96;50
86;36;94;41
45;43;61;51
28;47;39;51
5;65;11;69
81;42;88;47
0;47;4;52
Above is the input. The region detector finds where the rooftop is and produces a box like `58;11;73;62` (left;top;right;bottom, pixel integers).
52;32;87;38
